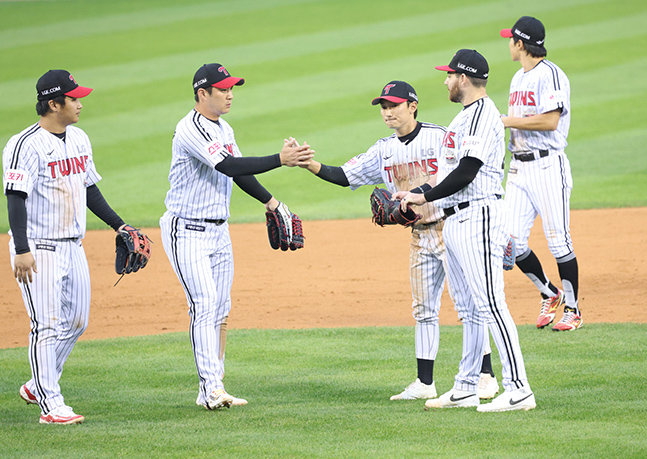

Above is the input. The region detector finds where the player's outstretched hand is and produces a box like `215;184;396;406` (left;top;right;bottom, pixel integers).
13;252;37;284
279;137;314;167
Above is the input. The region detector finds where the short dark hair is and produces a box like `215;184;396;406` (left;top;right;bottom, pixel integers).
194;86;213;102
407;101;418;119
466;75;487;88
514;37;547;58
36;95;66;116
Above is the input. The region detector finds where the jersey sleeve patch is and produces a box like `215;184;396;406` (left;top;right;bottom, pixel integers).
4;168;28;185
206;140;225;157
461;135;484;156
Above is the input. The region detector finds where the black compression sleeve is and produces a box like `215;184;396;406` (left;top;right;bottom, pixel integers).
215;154;282;177
86;185;125;230
423;157;483;202
315;164;350;187
234;175;273;204
6;191;30;254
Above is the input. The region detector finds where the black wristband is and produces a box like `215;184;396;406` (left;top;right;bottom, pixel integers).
411;183;432;194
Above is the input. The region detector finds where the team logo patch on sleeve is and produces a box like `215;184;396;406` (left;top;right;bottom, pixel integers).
206;141;223;156
4;169;28;185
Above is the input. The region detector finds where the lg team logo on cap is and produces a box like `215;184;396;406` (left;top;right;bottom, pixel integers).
218;66;229;76
69;74;77;84
383;84;396;94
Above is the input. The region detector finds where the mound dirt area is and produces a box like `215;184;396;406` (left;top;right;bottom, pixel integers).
1;208;646;348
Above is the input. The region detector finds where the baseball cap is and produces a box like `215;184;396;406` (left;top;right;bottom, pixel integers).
36;70;92;101
371;80;418;105
500;16;546;48
193;63;245;93
435;49;489;79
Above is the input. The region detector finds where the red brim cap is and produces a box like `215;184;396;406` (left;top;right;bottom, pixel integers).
500;28;513;38
371;95;408;105
65;86;93;98
434;65;454;72
213;77;245;89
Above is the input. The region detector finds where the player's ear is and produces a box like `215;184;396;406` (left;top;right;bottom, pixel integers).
408;101;418;114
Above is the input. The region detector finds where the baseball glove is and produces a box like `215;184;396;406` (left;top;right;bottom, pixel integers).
115;224;152;275
266;202;304;251
503;235;516;271
370;187;421;227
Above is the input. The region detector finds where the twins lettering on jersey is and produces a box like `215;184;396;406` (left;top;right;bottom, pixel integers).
47;155;89;178
384;158;437;183
509;91;536;107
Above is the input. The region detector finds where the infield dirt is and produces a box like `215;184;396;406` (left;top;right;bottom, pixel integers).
1;208;645;348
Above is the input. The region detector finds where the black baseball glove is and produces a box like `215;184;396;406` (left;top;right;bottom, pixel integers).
370;187;421;227
115;224;152;275
266;202;304;251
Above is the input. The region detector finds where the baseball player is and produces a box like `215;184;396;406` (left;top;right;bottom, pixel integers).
159;63;313;410
3;70;148;424
397;50;535;412
500;16;582;331
300;81;500;401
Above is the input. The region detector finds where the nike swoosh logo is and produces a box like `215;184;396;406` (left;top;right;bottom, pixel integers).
458;218;469;223
450;393;476;402
46;150;54;155
509;393;533;405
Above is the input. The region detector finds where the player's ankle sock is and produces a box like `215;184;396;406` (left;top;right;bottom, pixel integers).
517;249;556;297
557;255;579;313
417;359;434;385
480;353;494;377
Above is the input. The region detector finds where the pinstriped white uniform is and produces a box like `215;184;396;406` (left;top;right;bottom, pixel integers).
342;122;492;362
3;123;100;415
505;60;574;259
160;109;241;404
438;97;529;392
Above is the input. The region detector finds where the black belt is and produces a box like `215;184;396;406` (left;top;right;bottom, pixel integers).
443;195;502;217
443;202;470;217
513;150;549;162
204;219;226;225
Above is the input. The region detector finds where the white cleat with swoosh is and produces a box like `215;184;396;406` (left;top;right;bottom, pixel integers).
477;386;536;412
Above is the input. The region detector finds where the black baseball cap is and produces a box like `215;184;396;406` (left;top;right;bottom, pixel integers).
371;80;418;105
193;63;245;93
435;49;489;79
500;16;546;48
36;70;92;101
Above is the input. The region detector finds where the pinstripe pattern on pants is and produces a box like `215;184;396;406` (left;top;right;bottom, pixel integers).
160;212;234;404
11;238;90;415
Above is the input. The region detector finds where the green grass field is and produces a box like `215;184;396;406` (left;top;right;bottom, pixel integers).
1;0;646;231
1;0;646;457
1;325;646;458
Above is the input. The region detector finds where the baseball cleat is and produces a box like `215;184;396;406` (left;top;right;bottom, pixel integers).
536;289;564;328
20;384;38;405
206;389;233;410
390;379;437;400
552;307;583;331
476;386;536;412
226;392;248;406
39;405;84;425
477;373;500;400
424;389;479;410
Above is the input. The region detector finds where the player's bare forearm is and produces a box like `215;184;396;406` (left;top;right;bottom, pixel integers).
502;110;560;131
304;160;322;174
265;197;280;212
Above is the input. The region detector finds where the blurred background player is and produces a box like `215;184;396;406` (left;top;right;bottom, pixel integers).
300;81;499;402
500;17;582;331
159;63;313;410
